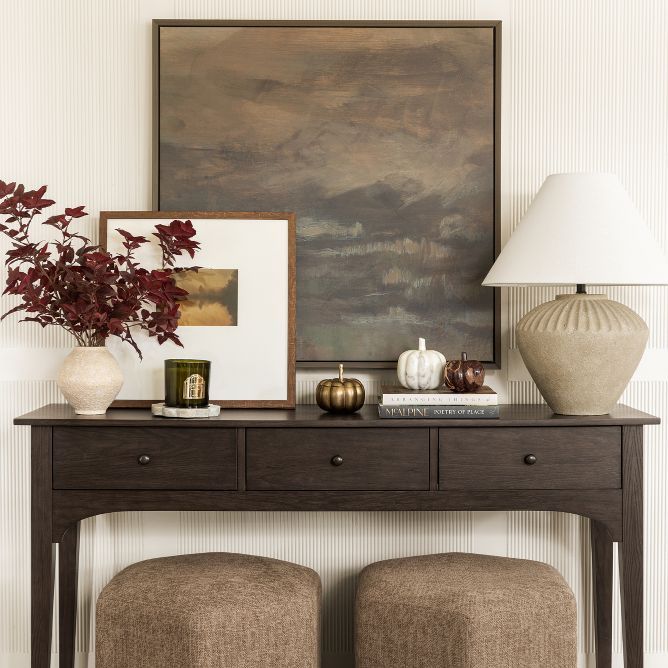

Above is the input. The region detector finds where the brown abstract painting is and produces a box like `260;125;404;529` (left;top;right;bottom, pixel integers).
155;22;499;364
174;268;239;326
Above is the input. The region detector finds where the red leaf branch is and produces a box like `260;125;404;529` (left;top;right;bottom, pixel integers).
0;180;200;358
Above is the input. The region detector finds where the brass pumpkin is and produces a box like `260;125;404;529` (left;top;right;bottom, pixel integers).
316;364;365;413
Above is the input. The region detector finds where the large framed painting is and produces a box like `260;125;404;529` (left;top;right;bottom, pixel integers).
153;20;501;368
100;211;296;408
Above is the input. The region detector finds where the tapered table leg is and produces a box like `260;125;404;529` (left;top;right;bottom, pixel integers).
31;426;54;668
591;520;613;667
59;523;80;668
620;425;644;668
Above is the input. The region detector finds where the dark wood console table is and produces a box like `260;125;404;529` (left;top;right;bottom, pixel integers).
15;403;659;668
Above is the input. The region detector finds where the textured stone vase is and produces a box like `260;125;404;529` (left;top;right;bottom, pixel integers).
57;346;124;415
516;294;648;415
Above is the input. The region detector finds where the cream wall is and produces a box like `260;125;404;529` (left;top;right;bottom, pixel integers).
1;1;667;666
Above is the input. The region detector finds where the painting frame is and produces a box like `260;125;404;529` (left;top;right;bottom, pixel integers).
152;20;501;369
99;210;296;408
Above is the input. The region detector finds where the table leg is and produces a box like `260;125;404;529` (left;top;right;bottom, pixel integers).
591;520;613;667
59;523;80;668
620;425;643;668
31;426;54;668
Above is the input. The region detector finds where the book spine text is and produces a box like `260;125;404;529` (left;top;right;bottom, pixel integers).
378;404;499;418
380;394;497;406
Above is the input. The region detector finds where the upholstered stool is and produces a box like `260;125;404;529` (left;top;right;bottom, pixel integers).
355;552;577;668
96;552;321;668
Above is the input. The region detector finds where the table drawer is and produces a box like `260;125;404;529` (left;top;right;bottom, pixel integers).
439;427;621;490
246;428;429;490
53;427;237;490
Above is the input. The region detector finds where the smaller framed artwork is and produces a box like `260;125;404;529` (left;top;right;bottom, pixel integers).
100;211;296;408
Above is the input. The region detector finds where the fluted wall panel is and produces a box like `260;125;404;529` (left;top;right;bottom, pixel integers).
504;4;668;662
0;381;61;654
508;379;545;405
1;0;667;665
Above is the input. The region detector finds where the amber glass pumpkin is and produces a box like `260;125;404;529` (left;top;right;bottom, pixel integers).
443;352;485;392
316;364;365;413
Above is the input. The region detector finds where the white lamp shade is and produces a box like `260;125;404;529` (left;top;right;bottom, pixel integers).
483;172;668;286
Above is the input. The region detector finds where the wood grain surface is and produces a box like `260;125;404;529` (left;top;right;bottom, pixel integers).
620;425;644;667
439;427;621;490
50;488;624;543
53;427;237;490
591;520;613;668
31;426;54;668
58;524;79;668
14;403;660;427
246;428;429;490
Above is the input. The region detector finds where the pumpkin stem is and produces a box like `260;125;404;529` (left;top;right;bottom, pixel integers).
418;337;426;351
338;363;344;382
462;352;468;361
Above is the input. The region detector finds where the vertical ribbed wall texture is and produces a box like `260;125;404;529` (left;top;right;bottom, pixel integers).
1;0;667;665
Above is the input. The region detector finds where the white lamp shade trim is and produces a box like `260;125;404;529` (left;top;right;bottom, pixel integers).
482;172;668;286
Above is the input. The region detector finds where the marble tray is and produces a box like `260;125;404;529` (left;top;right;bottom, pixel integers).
151;403;221;418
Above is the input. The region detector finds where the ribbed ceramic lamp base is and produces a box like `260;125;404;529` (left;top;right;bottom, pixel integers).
516;294;648;415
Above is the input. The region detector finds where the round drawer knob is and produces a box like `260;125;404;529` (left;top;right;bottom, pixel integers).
138;455;151;465
524;454;537;466
331;455;344;467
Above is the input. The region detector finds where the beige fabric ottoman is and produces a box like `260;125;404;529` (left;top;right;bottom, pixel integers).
355;552;577;668
96;552;321;668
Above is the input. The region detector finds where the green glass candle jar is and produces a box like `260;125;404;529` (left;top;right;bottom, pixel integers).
164;359;211;408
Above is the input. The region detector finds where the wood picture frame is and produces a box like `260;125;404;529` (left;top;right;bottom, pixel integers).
99;210;296;408
153;20;501;369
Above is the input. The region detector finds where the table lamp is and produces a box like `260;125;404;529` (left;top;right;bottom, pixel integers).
483;172;668;415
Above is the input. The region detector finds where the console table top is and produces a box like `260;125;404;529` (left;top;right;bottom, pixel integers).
14;402;660;427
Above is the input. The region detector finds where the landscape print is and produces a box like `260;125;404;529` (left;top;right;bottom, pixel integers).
158;25;496;362
174;268;238;326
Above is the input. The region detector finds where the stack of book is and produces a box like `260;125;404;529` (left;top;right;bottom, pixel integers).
377;385;499;419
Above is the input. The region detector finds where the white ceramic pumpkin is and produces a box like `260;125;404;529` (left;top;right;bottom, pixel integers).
397;338;446;390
